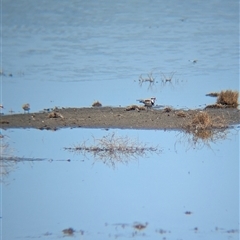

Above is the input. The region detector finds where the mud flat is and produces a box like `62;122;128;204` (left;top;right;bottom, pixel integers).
0;107;239;130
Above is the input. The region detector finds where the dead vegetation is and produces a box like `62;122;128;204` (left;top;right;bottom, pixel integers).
185;111;227;131
0;136;16;181
176;111;186;118
64;133;161;168
206;90;239;108
161;71;176;84
138;72;156;90
217;90;239;108
163;107;172;113
177;111;228;150
125;105;146;111
48;111;64;119
92;101;102;107
139;72;155;85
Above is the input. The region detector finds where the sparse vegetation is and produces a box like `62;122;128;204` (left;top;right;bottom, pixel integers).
177;111;228;150
92;101;102;107
138;72;156;90
176;111;186;118
139;72;155;85
0;137;16;181
64;133;161;167
217;90;239;108
206;90;239;108
186;111;226;131
160;71;176;83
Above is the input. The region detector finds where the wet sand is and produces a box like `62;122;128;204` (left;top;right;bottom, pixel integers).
0;107;239;130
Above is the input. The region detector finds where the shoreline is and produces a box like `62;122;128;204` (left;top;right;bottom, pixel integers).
0;107;239;131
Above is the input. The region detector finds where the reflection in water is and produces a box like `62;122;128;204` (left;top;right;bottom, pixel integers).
137;69;186;92
133;222;148;230
64;132;161;168
0;134;71;182
175;111;229;150
0;135;16;181
175;128;229;151
62;227;75;236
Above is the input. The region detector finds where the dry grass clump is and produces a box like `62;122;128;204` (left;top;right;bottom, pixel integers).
216;90;239;108
191;111;212;129
176;111;186;117
125;105;146;111
163;107;172;113
64;133;160;168
205;90;239;109
48;112;64;118
186;111;227;131
92;101;102;107
178;111;228;150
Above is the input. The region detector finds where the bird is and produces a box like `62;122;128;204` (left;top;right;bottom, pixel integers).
0;105;3;115
22;103;30;113
137;97;156;109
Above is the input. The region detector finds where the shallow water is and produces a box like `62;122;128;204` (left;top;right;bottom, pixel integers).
1;128;239;239
1;0;239;239
1;0;239;113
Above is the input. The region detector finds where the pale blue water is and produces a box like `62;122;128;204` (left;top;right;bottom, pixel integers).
1;128;239;239
1;0;239;239
1;0;239;113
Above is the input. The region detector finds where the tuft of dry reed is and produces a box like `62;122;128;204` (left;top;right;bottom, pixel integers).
191;111;211;129
179;111;228;150
216;90;239;108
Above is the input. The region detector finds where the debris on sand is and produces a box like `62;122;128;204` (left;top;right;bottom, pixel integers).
125;105;146;111
163;107;172;113
48;112;64;119
176;111;186;117
92;101;102;107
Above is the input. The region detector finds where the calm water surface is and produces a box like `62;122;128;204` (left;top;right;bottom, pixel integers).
1;128;239;240
1;0;239;239
1;0;239;112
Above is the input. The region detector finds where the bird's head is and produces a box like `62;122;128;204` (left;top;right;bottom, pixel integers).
150;97;156;103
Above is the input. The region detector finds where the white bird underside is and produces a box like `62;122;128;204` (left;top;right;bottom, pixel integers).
137;97;156;108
